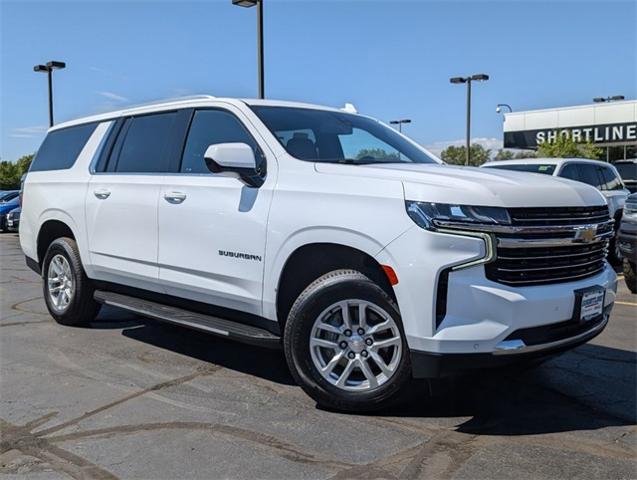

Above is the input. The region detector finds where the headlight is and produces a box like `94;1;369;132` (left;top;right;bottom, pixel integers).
624;200;637;220
405;201;511;231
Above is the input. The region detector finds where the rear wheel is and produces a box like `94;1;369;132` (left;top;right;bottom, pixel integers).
284;270;412;411
623;259;636;293
42;237;101;326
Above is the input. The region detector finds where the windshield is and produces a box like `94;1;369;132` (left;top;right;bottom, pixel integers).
0;191;18;202
486;163;556;175
250;106;438;165
615;162;636;181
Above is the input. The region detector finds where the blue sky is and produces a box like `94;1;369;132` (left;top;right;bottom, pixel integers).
1;0;636;160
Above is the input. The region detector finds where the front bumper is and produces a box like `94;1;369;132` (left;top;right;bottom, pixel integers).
618;219;637;259
411;307;610;378
376;224;617;374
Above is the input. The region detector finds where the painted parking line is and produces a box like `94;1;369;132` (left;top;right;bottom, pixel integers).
615;300;637;307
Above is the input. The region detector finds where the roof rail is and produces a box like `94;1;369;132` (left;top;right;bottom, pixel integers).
121;94;217;112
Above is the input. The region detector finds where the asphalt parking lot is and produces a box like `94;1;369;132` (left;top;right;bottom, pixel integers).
1;233;635;479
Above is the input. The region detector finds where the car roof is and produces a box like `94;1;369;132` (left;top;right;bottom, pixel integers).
49;95;348;132
482;157;612;167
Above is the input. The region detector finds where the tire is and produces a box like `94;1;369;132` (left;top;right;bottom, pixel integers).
283;269;412;412
608;228;623;266
42;237;101;326
623;259;637;294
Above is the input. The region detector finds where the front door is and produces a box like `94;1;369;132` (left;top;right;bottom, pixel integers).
157;106;276;316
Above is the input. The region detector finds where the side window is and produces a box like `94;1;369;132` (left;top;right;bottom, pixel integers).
576;164;603;189
112;112;177;173
30;123;98;172
599;166;623;191
559;163;580;181
181;110;259;173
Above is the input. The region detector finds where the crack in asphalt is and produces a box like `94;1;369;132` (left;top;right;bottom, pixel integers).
46;422;355;470
0;320;50;328
0;416;119;480
35;365;222;438
9;296;49;317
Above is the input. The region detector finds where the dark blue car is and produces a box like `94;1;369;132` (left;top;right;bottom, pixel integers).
0;192;20;232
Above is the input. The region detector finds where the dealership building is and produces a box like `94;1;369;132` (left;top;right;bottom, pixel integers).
503;99;637;161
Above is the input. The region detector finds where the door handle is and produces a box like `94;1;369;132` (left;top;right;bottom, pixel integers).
94;189;111;200
164;192;187;204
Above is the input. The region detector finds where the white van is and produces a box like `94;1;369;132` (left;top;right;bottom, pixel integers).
21;96;617;410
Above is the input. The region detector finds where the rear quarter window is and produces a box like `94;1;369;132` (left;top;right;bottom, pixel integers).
30;123;98;172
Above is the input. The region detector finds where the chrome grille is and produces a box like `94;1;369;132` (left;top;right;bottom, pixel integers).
508;206;611;226
485;206;612;286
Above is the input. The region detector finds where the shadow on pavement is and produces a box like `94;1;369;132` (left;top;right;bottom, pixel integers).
96;306;636;435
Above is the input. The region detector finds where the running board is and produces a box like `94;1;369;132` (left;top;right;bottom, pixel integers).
93;290;280;348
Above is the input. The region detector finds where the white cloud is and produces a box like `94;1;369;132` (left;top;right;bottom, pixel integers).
97;91;129;102
425;137;503;157
89;66;127;81
9;126;48;139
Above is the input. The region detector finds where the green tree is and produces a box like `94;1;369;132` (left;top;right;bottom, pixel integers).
536;136;602;159
0;154;33;190
441;144;491;166
355;148;400;161
494;149;514;161
494;149;537;160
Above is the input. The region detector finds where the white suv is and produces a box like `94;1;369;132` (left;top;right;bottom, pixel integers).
20;96;617;411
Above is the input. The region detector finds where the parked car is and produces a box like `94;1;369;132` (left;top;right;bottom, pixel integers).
0;194;20;232
618;194;637;293
20;96;617;411
613;159;637;193
0;190;19;202
481;158;629;263
6;207;21;232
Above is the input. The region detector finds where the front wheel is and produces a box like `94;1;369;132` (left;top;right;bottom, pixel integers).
283;270;412;412
623;259;636;294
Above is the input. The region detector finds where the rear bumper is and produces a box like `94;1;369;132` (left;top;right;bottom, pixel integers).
411;308;610;378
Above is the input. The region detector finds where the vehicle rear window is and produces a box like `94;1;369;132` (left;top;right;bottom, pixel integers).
486;164;556;175
111;112;178;173
30;123;98;172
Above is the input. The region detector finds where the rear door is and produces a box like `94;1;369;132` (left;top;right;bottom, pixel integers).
85;110;186;290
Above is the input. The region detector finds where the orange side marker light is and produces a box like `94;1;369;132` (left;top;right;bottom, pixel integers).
382;265;399;286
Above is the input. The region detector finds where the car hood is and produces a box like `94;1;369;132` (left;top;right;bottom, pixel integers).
314;163;607;208
0;201;19;214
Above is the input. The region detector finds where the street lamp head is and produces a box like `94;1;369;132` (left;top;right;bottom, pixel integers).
232;0;258;7
610;95;625;101
593;97;606;103
33;64;48;73
46;61;66;70
471;73;489;82
450;77;467;84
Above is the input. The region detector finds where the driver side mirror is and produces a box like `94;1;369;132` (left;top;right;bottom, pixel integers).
204;143;265;188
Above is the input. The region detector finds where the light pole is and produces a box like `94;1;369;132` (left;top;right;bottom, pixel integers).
593;95;625;103
450;73;489;166
232;0;264;99
496;103;512;114
33;61;66;127
389;119;411;133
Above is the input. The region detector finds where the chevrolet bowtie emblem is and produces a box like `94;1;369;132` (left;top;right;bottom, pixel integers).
574;225;597;243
